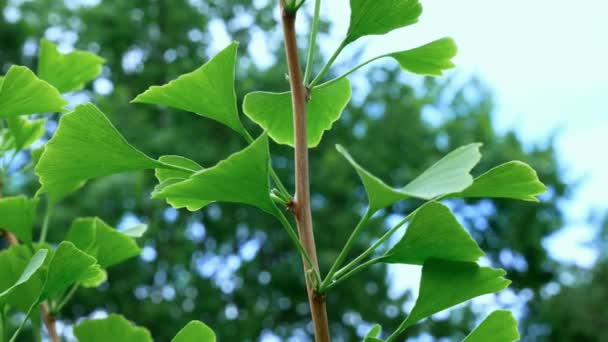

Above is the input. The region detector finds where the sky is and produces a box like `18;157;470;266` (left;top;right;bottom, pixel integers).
319;0;608;269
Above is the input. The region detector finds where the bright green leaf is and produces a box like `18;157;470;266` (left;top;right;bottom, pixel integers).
0;196;39;243
388;37;457;76
399;259;510;330
74;314;153;342
172;321;216;342
65;217;141;268
463;310;520;342
153;134;278;216
345;0;422;44
7;117;47;150
154;155;209;211
243;78;352;147
42;241;98;299
455;161;547;202
363;324;383;341
382;202;484;265
132;42;246;136
0;65;67;118
337;143;481;213
36;103;164;202
38;39;105;93
121;224;148;238
0;249;48;300
79;265;107;288
0;245;48;312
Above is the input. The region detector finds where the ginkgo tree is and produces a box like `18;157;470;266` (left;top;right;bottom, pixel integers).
0;0;548;341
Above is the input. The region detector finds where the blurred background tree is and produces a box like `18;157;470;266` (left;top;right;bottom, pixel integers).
1;0;595;341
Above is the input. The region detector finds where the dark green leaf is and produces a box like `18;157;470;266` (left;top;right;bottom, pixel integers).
38;39;105;93
462;310;520;342
74;314;153;342
382;202;484;265
346;0;422;44
36;103;164;202
0;65;67;118
388;37;457;76
243;78;352;147
6;117;46;150
0;196;39;243
133;42;246;136
172;321;216;342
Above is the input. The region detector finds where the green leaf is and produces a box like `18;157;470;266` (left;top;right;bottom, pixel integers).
74;314;153;342
345;0;422;44
38;39;105;93
36;103;164;202
337;143;481;213
0;249;48;300
0;245;48;312
382;202;484;265
0;65;67;118
388;37;457;76
132;42;246;136
154;155;209;211
363;324;383;341
121;224;148;238
0;196;39;243
79;265;107;288
65;217;141;268
153;134;278;216
455;161;547;202
172;321;216;342
42;241;98;299
6;117;47;150
243;78;352;147
399;259;510;330
463;310;520;342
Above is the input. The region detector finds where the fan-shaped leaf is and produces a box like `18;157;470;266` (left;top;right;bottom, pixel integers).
133;42;246;136
154;155;210;211
74;314;153;342
0;196;39;243
172;321;216;342
382;202;484;265
0;245;48;312
463;310;520;342
0;249;48;300
243;78;351;147
42;241;98;299
0;65;67;118
36;103;164;202
346;0;422;44
38;39;105;93
388;37;457;76
6;117;47;150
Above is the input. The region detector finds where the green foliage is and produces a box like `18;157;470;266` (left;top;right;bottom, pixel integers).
154;155;207;211
73;314;153;342
6;117;47;150
0;249;47;301
37;39;105;93
41;241;98;299
172;321;216;342
0;245;47;312
0;65;67;118
463;310;519;342
345;0;422;44
0;196;38;243
243;78;352;147
388;37;457;76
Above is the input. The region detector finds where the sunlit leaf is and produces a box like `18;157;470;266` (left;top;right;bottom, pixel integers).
42;241;98;299
382;202;484;264
154;155;209;211
7;117;47;150
65;217;141;268
0;65;67;118
337;143;481;213
0;196;39;243
38;39;105;93
79;265;107;288
120;224;148;238
454;161;547;202
398;259;510;331
133;42;246;136
345;0;422;44
463;310;520;342
153;134;278;216
388;37;457;76
172;321;216;342
243;78;352;147
36;103;164;202
74;314;153;342
0;249;48;300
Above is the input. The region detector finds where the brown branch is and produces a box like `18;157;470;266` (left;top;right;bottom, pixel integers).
279;2;330;341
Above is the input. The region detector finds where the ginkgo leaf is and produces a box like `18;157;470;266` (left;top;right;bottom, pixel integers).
74;314;153;342
337;144;481;213
363;324;383;341
345;0;422;44
388;37;457;76
153;134;278;216
120;224;148;238
382;202;484;265
65;217;142;268
0;196;39;243
132;42;246;136
397;259;510;331
0;65;67;118
154;155;210;211
0;249;48;300
0;245;48;312
36;103;164;202
38;39;105;93
463;310;520;342
42;241;98;299
172;321;216;342
79;265;107;288
243;78;352;147
7;117;47;150
454;161;547;202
